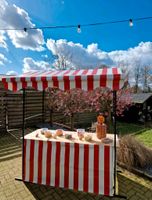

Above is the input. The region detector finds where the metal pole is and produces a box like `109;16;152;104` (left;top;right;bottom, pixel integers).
22;88;26;180
5;91;8;131
42;90;45;124
113;90;117;196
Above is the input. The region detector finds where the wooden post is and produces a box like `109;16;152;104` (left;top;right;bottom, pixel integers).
50;109;53;127
70;113;74;131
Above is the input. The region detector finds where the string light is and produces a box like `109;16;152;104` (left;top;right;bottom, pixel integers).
24;27;27;32
129;19;133;27
77;25;81;33
0;16;152;32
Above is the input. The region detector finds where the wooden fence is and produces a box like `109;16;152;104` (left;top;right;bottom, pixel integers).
7;90;44;128
0;86;97;130
0;89;6;132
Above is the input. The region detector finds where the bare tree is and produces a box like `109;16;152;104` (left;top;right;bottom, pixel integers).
52;41;73;70
142;65;152;92
54;54;73;70
98;64;108;69
116;62;131;89
134;65;141;93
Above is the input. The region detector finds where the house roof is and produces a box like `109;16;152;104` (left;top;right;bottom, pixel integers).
131;93;152;104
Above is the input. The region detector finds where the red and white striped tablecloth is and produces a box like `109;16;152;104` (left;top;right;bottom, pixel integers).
23;133;114;196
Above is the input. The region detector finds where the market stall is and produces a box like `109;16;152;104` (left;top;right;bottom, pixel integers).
1;68;125;197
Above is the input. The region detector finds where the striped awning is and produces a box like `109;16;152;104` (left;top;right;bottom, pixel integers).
1;68;125;91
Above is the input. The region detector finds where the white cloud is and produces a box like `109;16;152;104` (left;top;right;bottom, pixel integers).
46;39;113;69
0;53;8;65
0;31;7;49
0;0;44;51
108;42;152;86
6;70;18;75
46;39;152;73
23;57;50;73
109;42;152;69
46;39;152;87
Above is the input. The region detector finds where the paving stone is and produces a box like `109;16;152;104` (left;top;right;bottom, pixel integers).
127;189;136;198
0;195;8;200
129;196;139;200
145;191;152;198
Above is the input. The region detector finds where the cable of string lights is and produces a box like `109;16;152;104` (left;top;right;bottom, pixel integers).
0;16;152;32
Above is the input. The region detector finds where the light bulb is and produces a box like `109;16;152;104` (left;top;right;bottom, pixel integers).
129;19;133;27
77;25;81;33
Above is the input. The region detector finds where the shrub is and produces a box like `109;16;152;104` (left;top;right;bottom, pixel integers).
117;135;152;169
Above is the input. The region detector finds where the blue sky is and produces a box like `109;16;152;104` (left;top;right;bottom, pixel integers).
0;0;152;75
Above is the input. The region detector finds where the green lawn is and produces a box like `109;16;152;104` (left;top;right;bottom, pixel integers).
116;122;152;148
135;129;152;148
116;122;147;135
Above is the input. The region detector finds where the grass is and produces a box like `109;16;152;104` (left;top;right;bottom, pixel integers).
135;129;152;148
116;122;147;135
115;121;152;148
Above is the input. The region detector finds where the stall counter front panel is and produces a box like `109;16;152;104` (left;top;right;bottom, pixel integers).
23;130;115;196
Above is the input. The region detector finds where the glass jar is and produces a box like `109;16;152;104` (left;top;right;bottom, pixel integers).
96;123;107;139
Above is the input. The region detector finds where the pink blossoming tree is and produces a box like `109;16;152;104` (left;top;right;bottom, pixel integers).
86;87;132;129
54;89;90;130
47;87;132;130
47;88;62;126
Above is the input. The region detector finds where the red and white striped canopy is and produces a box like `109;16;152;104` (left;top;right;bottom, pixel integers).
1;68;125;91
